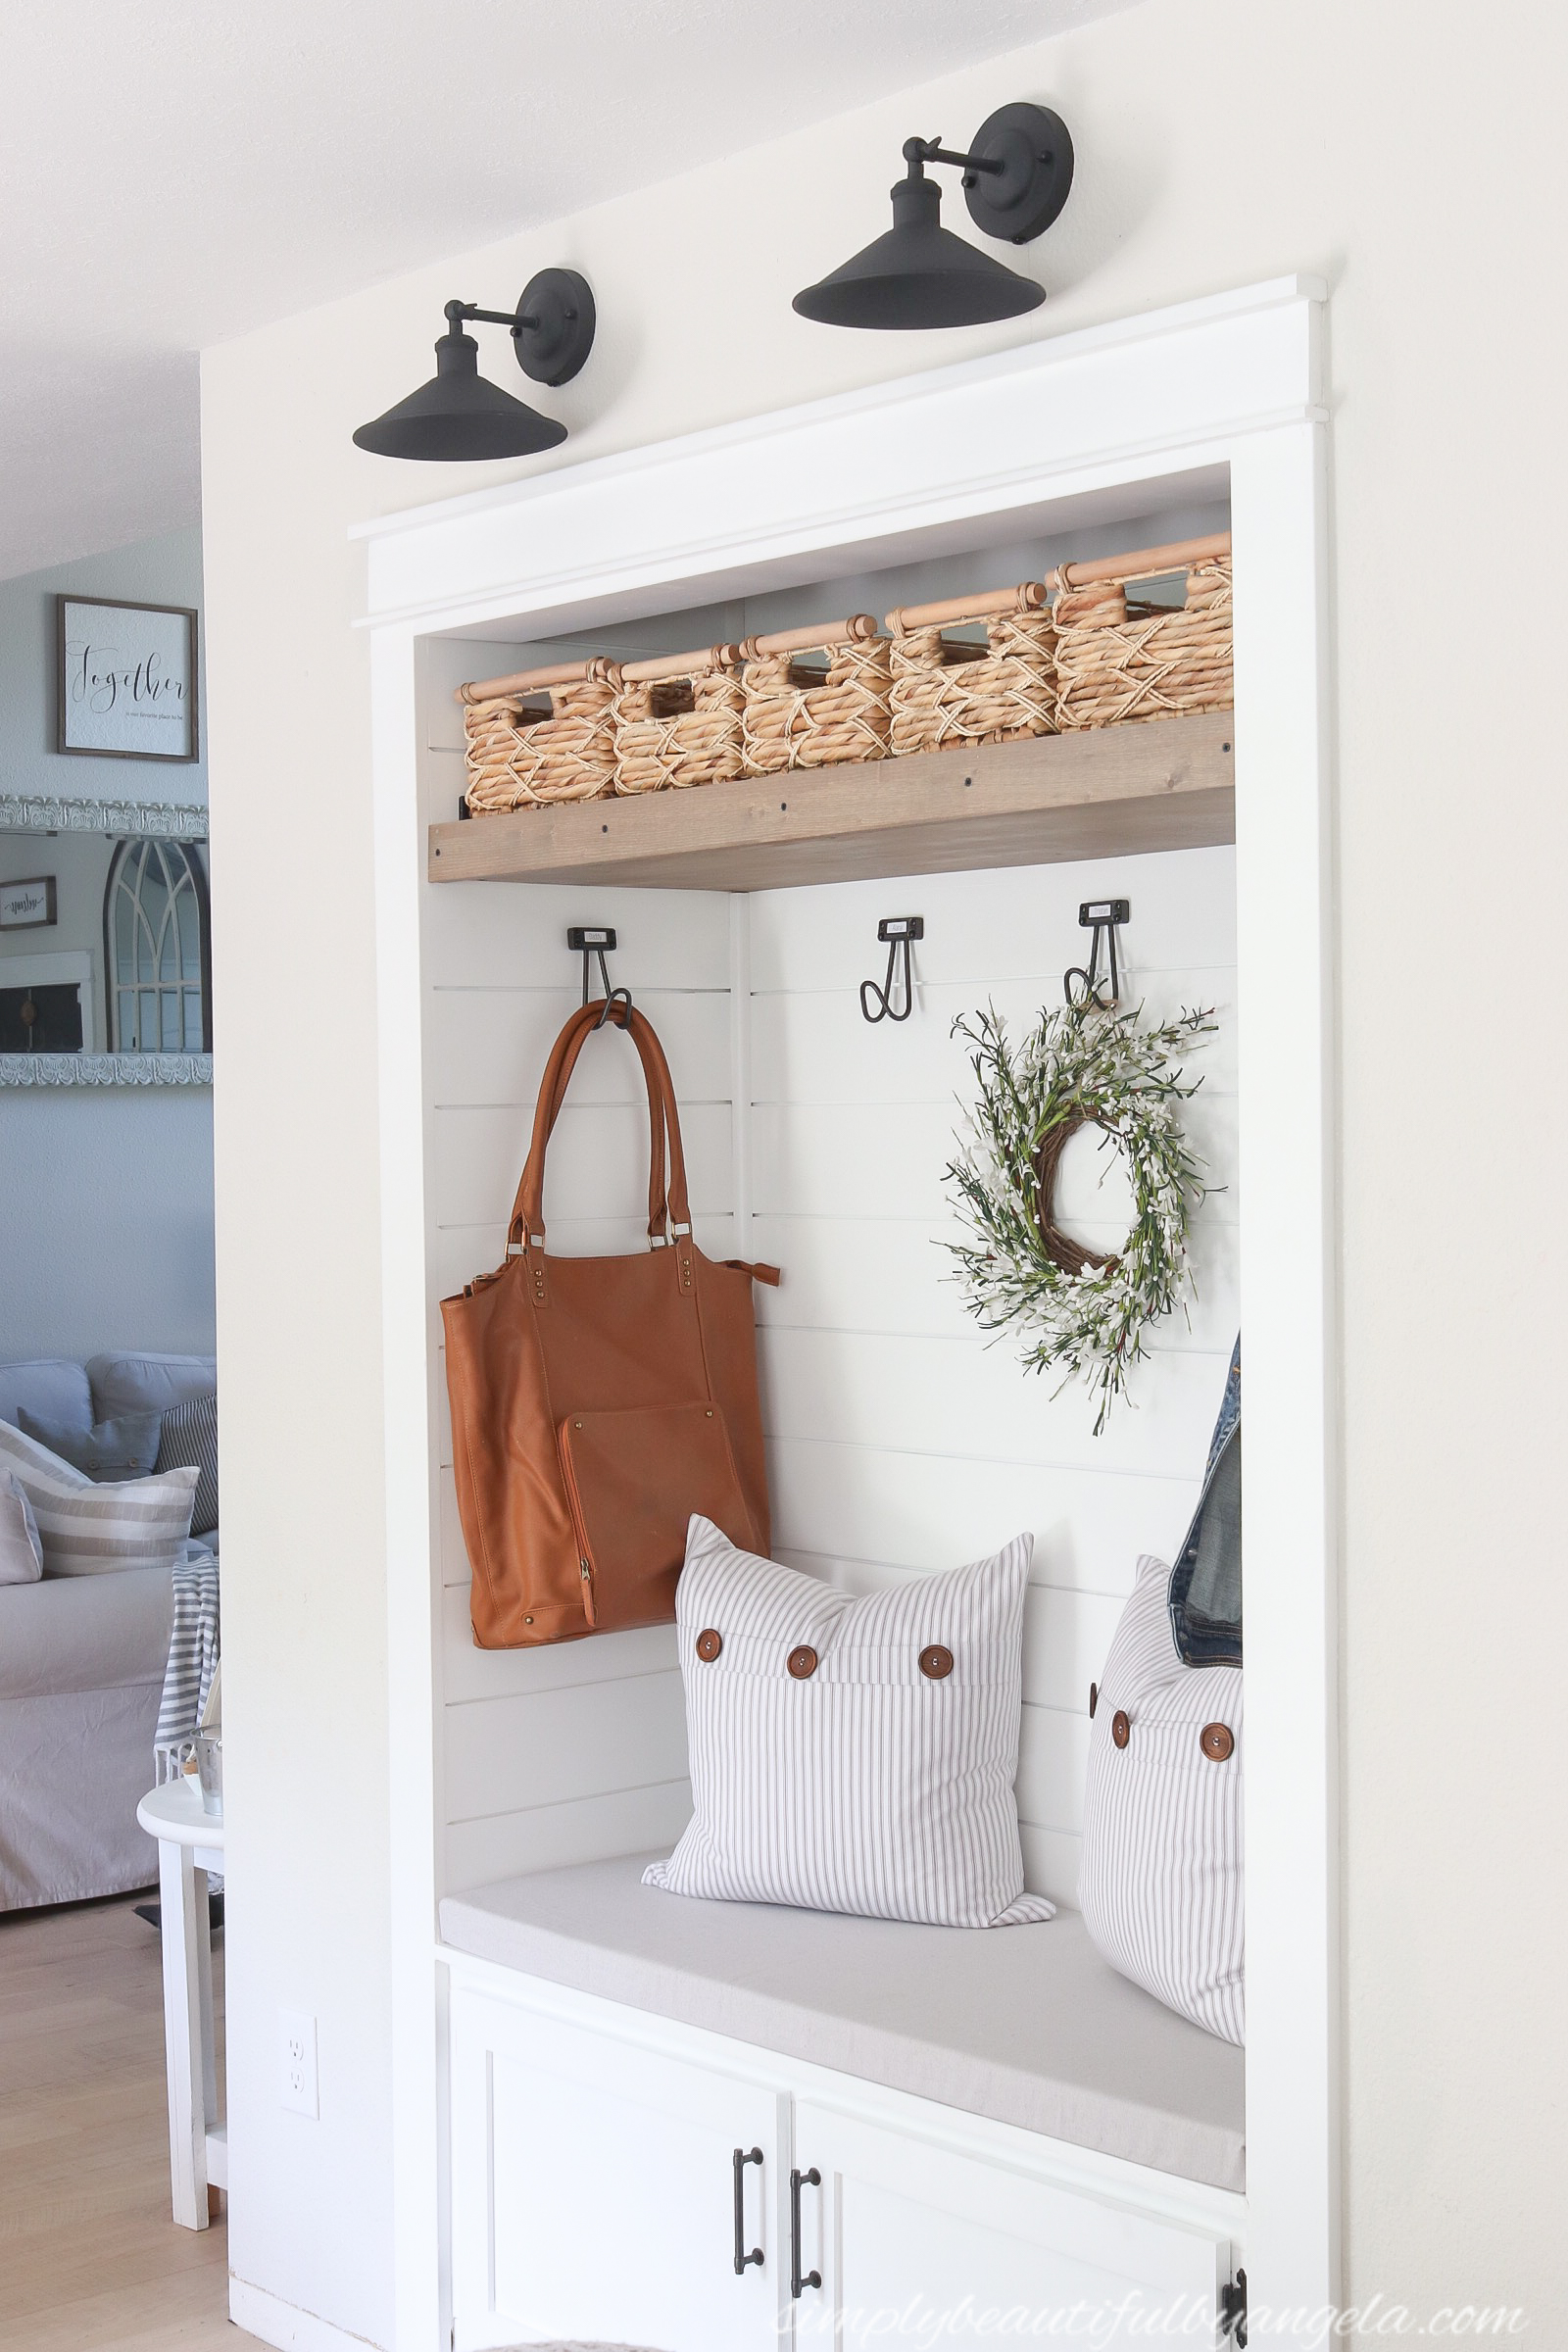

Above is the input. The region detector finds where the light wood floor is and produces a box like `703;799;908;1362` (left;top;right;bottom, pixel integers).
0;1890;247;2349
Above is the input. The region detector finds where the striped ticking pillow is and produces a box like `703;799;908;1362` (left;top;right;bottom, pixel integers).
154;1393;219;1538
1078;1553;1244;2045
644;1516;1054;1930
0;1469;44;1585
0;1417;198;1579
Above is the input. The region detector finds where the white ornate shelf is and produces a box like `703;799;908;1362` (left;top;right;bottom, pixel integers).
0;1053;213;1088
0;791;208;839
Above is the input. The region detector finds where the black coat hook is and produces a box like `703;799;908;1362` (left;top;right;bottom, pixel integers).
1064;899;1129;1010
567;925;632;1027
860;916;923;1023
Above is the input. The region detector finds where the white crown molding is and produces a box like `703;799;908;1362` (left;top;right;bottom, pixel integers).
355;274;1326;638
351;274;1327;553
0;790;208;838
0;1052;212;1087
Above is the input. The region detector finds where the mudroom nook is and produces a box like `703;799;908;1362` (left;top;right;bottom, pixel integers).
360;276;1333;2349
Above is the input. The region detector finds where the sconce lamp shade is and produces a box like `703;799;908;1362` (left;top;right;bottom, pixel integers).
353;327;566;463
794;102;1072;332
793;174;1045;331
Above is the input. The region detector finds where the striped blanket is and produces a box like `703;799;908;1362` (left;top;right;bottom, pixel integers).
155;1543;220;1764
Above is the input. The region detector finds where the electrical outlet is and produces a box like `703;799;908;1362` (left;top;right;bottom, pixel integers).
278;2008;318;2118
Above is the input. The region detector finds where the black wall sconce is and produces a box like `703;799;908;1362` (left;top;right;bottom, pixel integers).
353;268;596;462
794;101;1072;331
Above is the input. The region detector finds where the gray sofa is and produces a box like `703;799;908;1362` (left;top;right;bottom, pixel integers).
0;1350;217;1911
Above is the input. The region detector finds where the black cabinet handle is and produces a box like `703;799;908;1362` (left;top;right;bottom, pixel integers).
790;2165;821;2298
732;2146;763;2276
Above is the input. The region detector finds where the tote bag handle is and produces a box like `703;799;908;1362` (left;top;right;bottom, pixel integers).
524;1001;674;1246
510;1003;692;1251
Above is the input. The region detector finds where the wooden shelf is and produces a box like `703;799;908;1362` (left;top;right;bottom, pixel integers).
427;710;1235;893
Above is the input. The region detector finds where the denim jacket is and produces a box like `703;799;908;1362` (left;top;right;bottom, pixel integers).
1167;1335;1242;1666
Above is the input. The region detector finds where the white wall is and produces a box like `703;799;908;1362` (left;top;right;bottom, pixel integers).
1;1088;217;1361
427;872;735;1892
200;4;1568;2342
1;526;215;1367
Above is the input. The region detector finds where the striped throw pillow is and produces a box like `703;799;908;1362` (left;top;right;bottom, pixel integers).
644;1516;1054;1930
0;1417;198;1578
155;1393;219;1537
1079;1554;1244;2044
18;1406;163;1482
1;1469;43;1585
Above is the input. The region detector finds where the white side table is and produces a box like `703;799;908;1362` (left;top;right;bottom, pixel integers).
137;1779;225;2230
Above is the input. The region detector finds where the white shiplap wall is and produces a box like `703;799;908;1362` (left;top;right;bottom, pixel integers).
420;642;1238;1911
421;636;725;1893
746;846;1239;1908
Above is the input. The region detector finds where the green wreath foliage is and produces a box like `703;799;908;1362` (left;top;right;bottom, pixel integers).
944;999;1216;1432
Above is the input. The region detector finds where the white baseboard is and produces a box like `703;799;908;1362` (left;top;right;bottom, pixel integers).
229;2276;388;2352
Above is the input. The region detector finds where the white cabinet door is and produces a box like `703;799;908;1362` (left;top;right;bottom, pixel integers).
792;2100;1237;2350
451;1984;789;2352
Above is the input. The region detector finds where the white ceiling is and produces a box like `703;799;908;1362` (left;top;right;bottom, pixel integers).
0;0;1139;584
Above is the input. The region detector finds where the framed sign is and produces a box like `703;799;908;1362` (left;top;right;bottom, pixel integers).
57;595;199;762
0;876;57;930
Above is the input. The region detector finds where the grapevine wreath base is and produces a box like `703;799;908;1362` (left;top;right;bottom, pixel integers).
945;999;1215;1432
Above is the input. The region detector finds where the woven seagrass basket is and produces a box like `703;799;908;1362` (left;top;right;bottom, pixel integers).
612;646;745;795
1054;538;1233;731
740;615;891;775
885;584;1056;759
459;660;619;812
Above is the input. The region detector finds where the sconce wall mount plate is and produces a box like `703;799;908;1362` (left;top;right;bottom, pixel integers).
959;103;1074;244
354;266;596;463
794;100;1073;333
510;267;597;386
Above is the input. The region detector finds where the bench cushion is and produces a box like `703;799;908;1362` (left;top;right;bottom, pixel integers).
440;1852;1246;2191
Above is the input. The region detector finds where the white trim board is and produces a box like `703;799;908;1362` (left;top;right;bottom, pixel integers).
358;275;1322;636
229;2276;387;2352
361;273;1337;2350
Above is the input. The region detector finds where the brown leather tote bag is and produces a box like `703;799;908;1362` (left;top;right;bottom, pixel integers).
441;1000;779;1648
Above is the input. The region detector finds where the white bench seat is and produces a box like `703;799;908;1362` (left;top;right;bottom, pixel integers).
439;1852;1246;2192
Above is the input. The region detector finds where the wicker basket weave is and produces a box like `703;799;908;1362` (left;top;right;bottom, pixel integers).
886;585;1056;759
1054;552;1233;731
612;647;745;795
459;661;619;812
740;615;891;775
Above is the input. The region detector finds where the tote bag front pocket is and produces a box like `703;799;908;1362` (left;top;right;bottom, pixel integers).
557;1400;760;1634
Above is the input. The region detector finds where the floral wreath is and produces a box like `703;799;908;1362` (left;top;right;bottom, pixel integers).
944;999;1215;1431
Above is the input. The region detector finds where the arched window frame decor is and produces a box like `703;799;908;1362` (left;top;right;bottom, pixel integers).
102;835;213;1054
